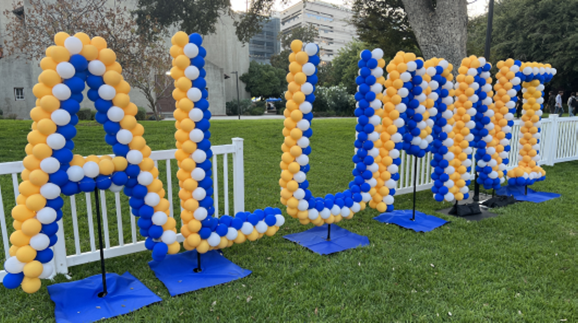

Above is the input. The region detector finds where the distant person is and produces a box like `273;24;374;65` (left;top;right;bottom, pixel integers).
555;91;564;116
568;92;576;117
515;92;523;118
547;91;556;113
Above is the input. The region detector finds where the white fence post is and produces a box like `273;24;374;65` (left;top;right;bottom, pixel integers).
232;138;245;214
546;114;559;166
52;219;69;276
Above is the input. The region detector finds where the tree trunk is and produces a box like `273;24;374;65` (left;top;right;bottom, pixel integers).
401;0;468;69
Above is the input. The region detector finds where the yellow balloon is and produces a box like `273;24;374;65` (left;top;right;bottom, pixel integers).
39;69;61;87
91;36;108;51
16;245;37;263
98;48;117;65
21;218;42;237
80;44;99;61
196;240;210;254
103;70;122;86
21;277;41;294
290;40;303;53
171;31;189;47
23;261;43;278
49;46;70;63
25;194;46;212
54;32;70;46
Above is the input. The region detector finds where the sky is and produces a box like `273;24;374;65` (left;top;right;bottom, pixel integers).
230;0;491;17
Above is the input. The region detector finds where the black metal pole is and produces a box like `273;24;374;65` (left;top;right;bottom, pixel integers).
94;188;108;298
412;158;417;221
525;185;528;196
326;224;331;241
234;71;241;120
194;251;202;273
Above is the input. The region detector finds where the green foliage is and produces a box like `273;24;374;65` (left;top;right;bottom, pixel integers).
0;119;576;321
239;61;286;98
5;113;17;120
136;107;147;121
469;0;578;90
77;108;93;121
226;98;253;116
314;86;356;116
329;40;372;95
270;26;319;72
351;0;421;58
274;100;285;115
0;109;3;116
317;61;335;87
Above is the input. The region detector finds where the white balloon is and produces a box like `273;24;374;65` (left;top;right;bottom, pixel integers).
192;187;206;200
191;168;205;181
98;84;116;100
137;171;153;186
207;232;221;247
299;102;312;114
275;214;285;226
302;63;316;76
297;137;310;148
161;230;177;245
371;48;384;59
39;263;54;279
30;233;50;251
406;61;417;72
226;227;238;240
52;83;71;101
295;154;309;166
4;257;25;274
64;36;83;54
66;165;84;182
40;157;60;174
116;129;133;145
83;161;100;178
297;120;310;131
189;108;203;122
107;106;124;122
304;43;318;56
294;171;306;183
88;60;106;76
340;207;350;217
192;150;207;163
255;221;268;233
194;207;208;221
184;66;200;80
297;199;309;211
46;133;66;150
40;183;61;199
183;43;199;58
145;192;160;206
241;222;253;235
127;150;143;164
308;208;319;220
189;129;204;142
330;205;341;215
152;212;168;226
320;208;331;219
51;109;71;126
187;88;202;102
293;188;305;200
56;62;75;79
301;82;313;95
109;183;124;193
384;195;394;205
400;72;411;82
37;207;57;224
351;202;361;213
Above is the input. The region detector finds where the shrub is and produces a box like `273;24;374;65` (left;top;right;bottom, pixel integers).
91;110;97;120
226;98;252;116
0;109;3;116
274;100;285;115
313;86;355;116
6;113;18;120
78;108;93;120
136;107;147;120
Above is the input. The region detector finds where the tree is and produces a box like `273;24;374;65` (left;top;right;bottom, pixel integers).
317;61;335;87
351;0;421;58
329;40;371;95
352;0;468;69
2;0;172;120
484;0;578;90
133;0;288;44
239;61;286;99
270;25;320;71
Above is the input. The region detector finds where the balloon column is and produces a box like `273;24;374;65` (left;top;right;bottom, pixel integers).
169;31;284;253
4;32;182;293
506;62;556;186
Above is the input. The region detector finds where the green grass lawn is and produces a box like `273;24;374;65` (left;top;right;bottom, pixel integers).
0;119;576;322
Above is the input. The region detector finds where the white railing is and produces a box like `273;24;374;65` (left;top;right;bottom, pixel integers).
0;138;245;282
2;116;578;283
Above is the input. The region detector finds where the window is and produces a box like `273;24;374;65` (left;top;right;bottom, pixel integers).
14;88;24;101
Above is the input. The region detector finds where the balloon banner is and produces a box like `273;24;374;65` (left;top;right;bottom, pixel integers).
169;32;283;253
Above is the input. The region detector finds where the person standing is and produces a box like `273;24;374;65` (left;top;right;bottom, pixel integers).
568;93;576;117
547;91;556;113
555;91;564;116
515;92;524;118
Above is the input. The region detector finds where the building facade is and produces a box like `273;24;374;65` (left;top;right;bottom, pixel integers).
280;0;357;61
249;17;281;65
0;0;251;119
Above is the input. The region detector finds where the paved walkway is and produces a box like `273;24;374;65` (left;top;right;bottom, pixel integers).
162;115;355;121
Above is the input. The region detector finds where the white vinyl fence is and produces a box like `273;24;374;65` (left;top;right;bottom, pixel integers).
1;116;577;282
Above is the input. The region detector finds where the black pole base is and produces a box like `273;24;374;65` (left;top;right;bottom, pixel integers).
193;252;202;273
326;224;331;241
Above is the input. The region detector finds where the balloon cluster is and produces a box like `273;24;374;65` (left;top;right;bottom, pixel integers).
426;58;469;202
506;62;556;186
281;40;366;225
355;49;388;213
170;32;283;252
4;32;177;293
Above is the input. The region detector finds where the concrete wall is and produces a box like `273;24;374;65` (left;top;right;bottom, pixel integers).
0;0;250;118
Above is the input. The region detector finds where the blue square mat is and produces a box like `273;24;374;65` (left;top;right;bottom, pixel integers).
148;250;251;297
47;272;161;323
496;185;560;203
374;210;448;232
283;224;369;255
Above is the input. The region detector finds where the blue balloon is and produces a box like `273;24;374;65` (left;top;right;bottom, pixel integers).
64;77;85;94
152;242;168;261
70;54;88;71
42;222;59;236
79;177;96;192
148;225;163;239
132;185;148;199
189;33;203;45
95;175;112;190
35;248;54;263
2;273;24;289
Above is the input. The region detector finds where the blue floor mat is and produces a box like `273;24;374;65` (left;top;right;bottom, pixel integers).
47;272;161;323
496;185;561;203
148;250;251;297
283;224;369;255
374;210;448;232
